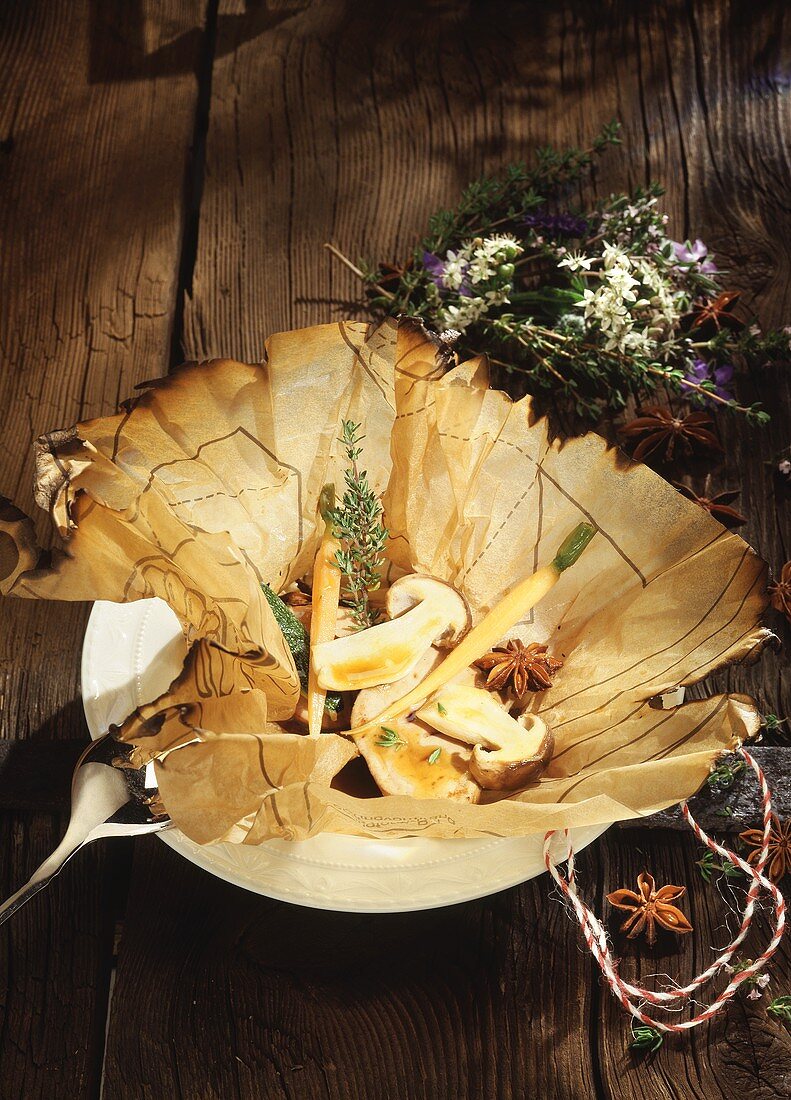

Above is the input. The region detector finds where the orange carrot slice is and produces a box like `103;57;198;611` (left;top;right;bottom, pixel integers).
308;484;343;736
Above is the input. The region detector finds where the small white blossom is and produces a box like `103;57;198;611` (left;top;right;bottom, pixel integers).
440;296;487;332
442;250;468;291
484;287;511;306
558;251;593;272
601;241;630;270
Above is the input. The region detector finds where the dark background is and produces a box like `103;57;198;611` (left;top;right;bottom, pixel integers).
1;2;790;1097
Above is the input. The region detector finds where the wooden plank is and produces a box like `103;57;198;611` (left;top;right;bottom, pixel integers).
0;738;86;811
102;837;599;1100
0;2;205;1096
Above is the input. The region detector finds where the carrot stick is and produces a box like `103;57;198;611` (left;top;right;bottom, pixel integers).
308;484;343;736
349;523;595;738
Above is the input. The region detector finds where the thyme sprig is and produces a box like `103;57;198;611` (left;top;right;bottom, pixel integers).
696;848;746;884
707;756;746;794
767;995;791;1023
376;726;407;750
629;1023;663;1054
326;419;388;630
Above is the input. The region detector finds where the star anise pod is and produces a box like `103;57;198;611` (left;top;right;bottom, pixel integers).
673;483;747;529
740;814;791;883
690;289;742;331
768;561;791;623
619;407;722;464
606;871;693;947
474;640;563;696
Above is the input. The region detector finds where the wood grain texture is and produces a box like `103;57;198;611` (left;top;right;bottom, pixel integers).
0;2;203;1096
0;0;204;739
1;1;791;1097
103;837;599;1100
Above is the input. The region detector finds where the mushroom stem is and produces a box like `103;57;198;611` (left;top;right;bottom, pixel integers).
307;484;342;737
348;523;596;738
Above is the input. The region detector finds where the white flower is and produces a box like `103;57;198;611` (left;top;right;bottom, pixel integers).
463;234;521;287
467;256;494;285
623;329;654;356
442;251;468;291
557;251;593;272
601;241;631;270
440;296;487;332
484;287;511;306
480;233;520;261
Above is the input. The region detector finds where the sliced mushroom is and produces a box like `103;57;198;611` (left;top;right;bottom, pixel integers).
416;683;554;791
312;575;471;692
286;600;361;639
333;606;359;638
351;648;481;802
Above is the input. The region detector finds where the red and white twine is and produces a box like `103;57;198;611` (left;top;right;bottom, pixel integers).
543;748;786;1033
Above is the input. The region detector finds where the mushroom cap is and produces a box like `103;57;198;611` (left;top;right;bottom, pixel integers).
470;712;554;791
351;648;481;802
386;574;472;647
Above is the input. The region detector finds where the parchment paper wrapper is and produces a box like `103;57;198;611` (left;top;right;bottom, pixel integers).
0;319;772;843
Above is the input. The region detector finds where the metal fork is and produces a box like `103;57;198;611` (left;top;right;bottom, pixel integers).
0;734;171;925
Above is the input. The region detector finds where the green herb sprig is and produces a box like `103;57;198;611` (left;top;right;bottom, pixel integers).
696;848;746;884
327;420;388;630
376;726;407;750
707;756;746;793
762;713;790;738
629;1024;663;1054
767;995;791;1023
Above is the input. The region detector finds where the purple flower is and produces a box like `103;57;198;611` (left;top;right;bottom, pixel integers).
671;238;718;274
422;250;473;297
423;250;446;284
681;358;734;405
524;209;588;238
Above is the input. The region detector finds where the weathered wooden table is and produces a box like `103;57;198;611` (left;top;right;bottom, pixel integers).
1;3;790;1097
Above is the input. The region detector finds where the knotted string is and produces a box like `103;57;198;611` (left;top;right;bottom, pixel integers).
543;748;786;1032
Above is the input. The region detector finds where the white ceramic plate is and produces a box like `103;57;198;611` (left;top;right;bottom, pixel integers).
81;599;607;912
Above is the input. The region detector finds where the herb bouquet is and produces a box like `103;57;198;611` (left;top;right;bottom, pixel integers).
331;122;789;430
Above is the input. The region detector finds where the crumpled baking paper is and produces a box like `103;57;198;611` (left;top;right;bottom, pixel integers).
0;319;772;843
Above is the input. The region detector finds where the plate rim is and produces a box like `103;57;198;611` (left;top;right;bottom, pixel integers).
81;598;608;912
